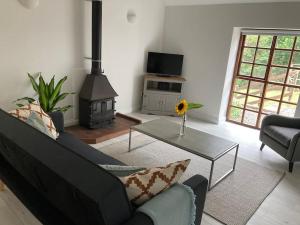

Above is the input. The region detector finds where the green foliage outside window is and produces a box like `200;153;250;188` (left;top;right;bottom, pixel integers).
241;35;300;77
231;107;241;120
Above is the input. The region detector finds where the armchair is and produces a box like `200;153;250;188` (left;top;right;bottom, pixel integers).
260;114;300;172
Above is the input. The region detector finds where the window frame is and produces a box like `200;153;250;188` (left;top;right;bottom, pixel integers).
227;33;300;129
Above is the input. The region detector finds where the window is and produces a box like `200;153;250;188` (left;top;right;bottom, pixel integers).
227;32;300;128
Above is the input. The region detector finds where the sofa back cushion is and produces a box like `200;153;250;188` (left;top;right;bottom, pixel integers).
0;109;132;225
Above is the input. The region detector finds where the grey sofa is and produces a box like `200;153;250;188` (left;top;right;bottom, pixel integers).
0;109;208;225
260;114;300;172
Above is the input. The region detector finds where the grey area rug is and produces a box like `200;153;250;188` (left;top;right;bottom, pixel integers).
98;134;285;225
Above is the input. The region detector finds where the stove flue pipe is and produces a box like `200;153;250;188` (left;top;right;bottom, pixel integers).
91;0;103;75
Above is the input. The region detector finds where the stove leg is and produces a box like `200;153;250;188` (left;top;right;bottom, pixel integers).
0;180;4;191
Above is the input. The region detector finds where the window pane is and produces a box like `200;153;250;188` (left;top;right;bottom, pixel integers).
295;37;300;50
249;81;264;97
258;35;273;48
242;48;256;62
276;36;295;49
279;103;296;117
268;67;287;83
272;50;291;66
228;107;243;122
232;93;246;108
262;100;280;114
286;69;300;86
282;87;300;104
245;35;258;47
243;111;258;126
239;63;252;76
234;79;249;93
291;51;300;68
252;65;266;78
255;49;270;64
265;84;283;100
246;96;261;111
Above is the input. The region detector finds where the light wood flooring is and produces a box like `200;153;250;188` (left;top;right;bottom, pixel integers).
0;112;299;225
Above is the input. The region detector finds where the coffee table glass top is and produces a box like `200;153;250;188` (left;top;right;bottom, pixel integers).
131;119;237;161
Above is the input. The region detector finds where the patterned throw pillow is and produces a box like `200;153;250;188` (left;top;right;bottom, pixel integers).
9;103;59;139
120;159;191;205
26;112;56;139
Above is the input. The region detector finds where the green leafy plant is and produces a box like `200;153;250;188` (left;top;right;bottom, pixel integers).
15;73;74;113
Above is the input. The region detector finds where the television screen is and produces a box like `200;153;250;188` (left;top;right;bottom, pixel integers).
147;52;184;76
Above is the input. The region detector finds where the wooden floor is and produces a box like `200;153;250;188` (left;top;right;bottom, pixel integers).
1;112;300;225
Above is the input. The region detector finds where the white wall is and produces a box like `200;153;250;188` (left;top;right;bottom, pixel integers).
102;0;165;116
163;2;300;123
0;0;165;125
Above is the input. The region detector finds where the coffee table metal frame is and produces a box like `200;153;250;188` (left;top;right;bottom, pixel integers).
128;126;239;191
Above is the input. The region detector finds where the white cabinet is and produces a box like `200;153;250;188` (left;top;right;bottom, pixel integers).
142;75;186;116
162;94;181;113
142;93;162;112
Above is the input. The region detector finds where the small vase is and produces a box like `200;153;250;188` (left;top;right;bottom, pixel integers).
179;113;187;136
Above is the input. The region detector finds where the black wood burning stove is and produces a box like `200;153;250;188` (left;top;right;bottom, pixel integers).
79;0;118;129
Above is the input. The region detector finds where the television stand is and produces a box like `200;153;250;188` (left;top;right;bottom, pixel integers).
141;74;186;116
155;74;180;78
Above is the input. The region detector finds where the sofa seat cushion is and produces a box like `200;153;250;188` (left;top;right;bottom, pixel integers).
264;125;300;147
57;132;125;166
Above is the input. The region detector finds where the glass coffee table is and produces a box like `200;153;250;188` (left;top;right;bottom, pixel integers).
128;119;239;191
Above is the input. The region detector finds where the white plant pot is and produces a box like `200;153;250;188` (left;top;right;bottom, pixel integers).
19;0;39;9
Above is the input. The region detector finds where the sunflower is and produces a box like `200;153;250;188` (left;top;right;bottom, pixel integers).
176;99;188;116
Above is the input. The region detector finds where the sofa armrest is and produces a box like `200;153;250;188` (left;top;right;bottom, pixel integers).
122;212;154;225
123;175;208;225
261;115;300;130
291;138;300;162
183;175;208;225
286;133;300;161
48;111;64;133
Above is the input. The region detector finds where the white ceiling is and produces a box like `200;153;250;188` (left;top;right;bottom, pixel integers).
163;0;300;6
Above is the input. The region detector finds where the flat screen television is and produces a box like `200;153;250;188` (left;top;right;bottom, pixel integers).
147;52;184;76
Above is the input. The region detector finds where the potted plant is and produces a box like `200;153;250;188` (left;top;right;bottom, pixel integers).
15;73;74;113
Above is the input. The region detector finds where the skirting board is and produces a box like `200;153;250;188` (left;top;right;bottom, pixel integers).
189;112;220;124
